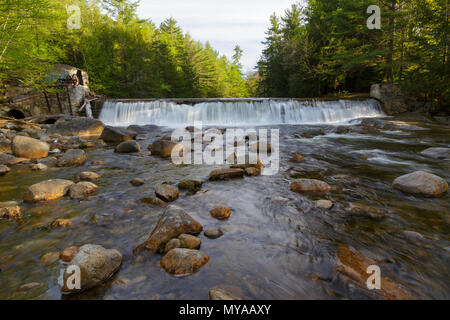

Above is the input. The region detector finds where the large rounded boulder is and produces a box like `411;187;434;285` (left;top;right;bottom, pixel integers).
393;171;448;197
56;149;86;167
11;136;49;160
100;126;137;143
24;179;74;202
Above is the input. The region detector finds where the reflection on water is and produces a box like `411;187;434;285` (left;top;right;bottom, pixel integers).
0;114;449;300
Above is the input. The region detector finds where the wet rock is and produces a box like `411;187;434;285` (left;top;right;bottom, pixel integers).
12;136;49;160
164;239;182;253
290;179;331;194
209;287;240;300
24;179;74;202
346;203;388;220
80;141;95;149
0;201;21;222
316;199;333;209
60;246;79;262
141;196;167;208
111;278;131;291
178;234;201;249
0;140;11;154
17;282;42;292
0;154;29;165
420;147;450;160
69;182;98;200
127;124;158;134
92;160;107;165
249;141;272;153
30;163;48;171
155;184;179;202
230;158;265;170
336;245;413;300
210;206;231;221
148;140;185;158
100;126;137;143
0;164;10;175
48;117;105;136
178;180;203;193
115;140;141;153
51;219;73;228
134;205;203;253
38;157;57;166
290;154;305;163
329;175;360;185
62;244;122;293
56;149;86;167
204;228;223;239
130;178;145;186
40;252;60;265
393;171;448;197
160;248;210;275
76;171;100;182
403;230;425;241
244;167;261;176
209;168;244;181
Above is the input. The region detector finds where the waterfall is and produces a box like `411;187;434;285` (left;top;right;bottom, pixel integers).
85;102;93;118
99;99;384;127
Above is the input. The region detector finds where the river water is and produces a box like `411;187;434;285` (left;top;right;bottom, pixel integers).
0;99;449;299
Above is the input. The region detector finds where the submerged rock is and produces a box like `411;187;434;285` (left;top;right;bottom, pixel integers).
290;179;331;194
141;196;167;208
210;206;231;221
30;163;48;171
69;182;98;200
62;244;122;294
17;282;42;292
178;180;203;193
130;178;145;186
0;140;11;154
393;171;448;197
155;184;179;202
244;167;261;176
164;239;182;253
148;140;185;158
178;234;201;249
0;154;29;165
56;149;86;167
51;219;73;228
160;248;210;275
100;126;137;143
0;164;10;175
209;287;241;300
48;117;105;136
76;171;100;182
316;199;333;209
204;228;223;239
290;154;305;163
12;136;49;160
346;203;388;220
40;252;60;265
115;140;141;153
0;201;21;222
134;205;203;253
24;179;74;202
420;147;450;160
209;168;244;181
60;246;79;263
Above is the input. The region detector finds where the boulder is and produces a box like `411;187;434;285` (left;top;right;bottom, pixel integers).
48;117;105;136
11;136;49;160
0;164;10;175
134;205;203;253
0;201;21;222
155;184;179;202
178;180;203;193
115;140;141;153
178;234;201;249
393;171;448;197
61;244;122;293
30;163;48;171
209;168;244;181
290;179;331;194
420;147;450;160
141;196;167;208
164;239;182;253
69;182;98;200
160;248;210;275
56;149;86;167
210;206;231;221
346;203;388;220
100;126;137;143
204;228;223;239
76;171;100;182
316;199;333;209
244;167;261;176
24;179;74;202
0;154;29;165
148;140;185;158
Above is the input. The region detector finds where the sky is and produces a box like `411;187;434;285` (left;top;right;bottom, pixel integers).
137;0;301;73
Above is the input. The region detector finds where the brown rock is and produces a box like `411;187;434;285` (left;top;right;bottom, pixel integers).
290;154;305;163
178;234;201;249
11;136;49;160
164;239;182;253
115;140;141;153
0;164;10;176
24;179;74;202
290;179;331;194
244;167;261;176
69;182;98;200
209;168;244;181
0;140;11;154
0;154;29;165
347;203;388;220
160;248;210;275
51;219;73;228
60;246;79;262
40;252;60;265
48;117;105;136
29;163;48;171
56;149;86;167
141;196;167;208
393;171;448;197
100;126;137;143
210;206;231;221
178;180;203;193
155;184;179;202
209;287;241;300
130;178;145;186
76;171;100;182
148;140;185;158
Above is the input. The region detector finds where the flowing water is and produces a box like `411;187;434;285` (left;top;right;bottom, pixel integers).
0;99;449;300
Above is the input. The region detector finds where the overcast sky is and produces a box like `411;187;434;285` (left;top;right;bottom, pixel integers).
137;0;301;72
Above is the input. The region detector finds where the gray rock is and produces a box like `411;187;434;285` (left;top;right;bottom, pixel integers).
56;149;86;166
420;147;450;160
155;184;179;202
114;140;141;153
208;168;244;181
100;126;137;143
69;182;98;199
204;228;223;239
148;140;185;158
393;171;448;197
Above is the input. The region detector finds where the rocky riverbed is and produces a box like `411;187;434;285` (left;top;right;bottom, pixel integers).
0;113;449;300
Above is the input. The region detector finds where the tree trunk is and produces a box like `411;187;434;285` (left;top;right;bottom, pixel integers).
385;0;397;83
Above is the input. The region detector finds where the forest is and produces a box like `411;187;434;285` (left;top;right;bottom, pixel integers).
0;0;448;104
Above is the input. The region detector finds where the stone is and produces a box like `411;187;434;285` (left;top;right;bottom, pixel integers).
141;196;167;208
0;154;29;165
100;126;137;143
148;140;185;158
11;135;49;160
164;239;182;253
69;182;98;199
393;171;448;197
403;230;425;241
61;244;122;293
244;167;261;176
209;168;244;181
130;178;145;186
24;179;74;202
30;163;48;171
160;248;210;275
60;246;79;262
40;252;60;265
76;171;100;182
290;179;331;194
0;201;21;222
0;164;10;175
209;288;240;300
48;117;105;136
51;219;73;228
134;205;203;253
290;154;305;163
316;199;333;209
249;141;272;153
155;184;179;202
178;234;201;249
210;206;231;221
230;158;265;170
17;282;42;292
204;228;223;239
420;147;450;160
115;140;141;153
56;149;86;167
347;203;388;220
178;180;203;193
0;140;11;154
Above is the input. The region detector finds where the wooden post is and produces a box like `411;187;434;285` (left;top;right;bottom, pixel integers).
43;92;51;113
66;87;73;116
56;92;63;114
